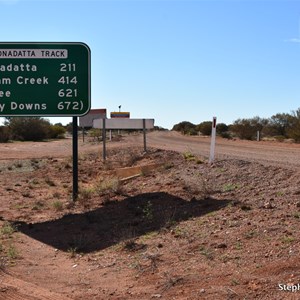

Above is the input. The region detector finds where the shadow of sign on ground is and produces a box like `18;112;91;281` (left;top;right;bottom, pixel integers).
16;192;232;253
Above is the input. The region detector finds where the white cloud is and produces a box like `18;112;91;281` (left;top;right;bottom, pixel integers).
286;38;300;43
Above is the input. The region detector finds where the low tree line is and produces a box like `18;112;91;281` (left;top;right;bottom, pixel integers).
0;117;66;142
2;109;300;143
172;108;300;142
172;121;229;137
0;117;168;143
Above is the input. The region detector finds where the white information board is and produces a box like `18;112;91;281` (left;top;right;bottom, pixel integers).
93;118;154;129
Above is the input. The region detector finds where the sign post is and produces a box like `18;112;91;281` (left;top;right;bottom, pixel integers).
0;42;91;200
143;119;147;152
102;118;106;161
72;117;78;200
94;118;154;159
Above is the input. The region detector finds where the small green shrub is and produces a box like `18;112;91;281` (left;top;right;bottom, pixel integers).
199;246;214;260
183;152;196;161
282;236;295;244
79;186;94;200
95;177;122;195
52;200;63;211
0;222;16;236
222;183;240;192
142;201;154;220
89;128;102;140
32;201;45;211
7;244;18;259
48;125;66;139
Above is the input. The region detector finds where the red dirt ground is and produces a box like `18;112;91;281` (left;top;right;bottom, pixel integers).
1;132;300;299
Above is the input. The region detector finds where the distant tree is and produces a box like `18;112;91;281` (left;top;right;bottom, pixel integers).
8;117;50;141
153;126;168;131
286;109;300;142
216;123;229;135
172;121;197;135
262;113;293;137
216;123;230;138
231;117;268;140
0;126;10;143
231;118;256;140
250;116;268;132
48;124;66;139
65;122;73;134
196;121;212;136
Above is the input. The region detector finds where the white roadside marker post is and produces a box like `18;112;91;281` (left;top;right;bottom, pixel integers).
209;117;217;164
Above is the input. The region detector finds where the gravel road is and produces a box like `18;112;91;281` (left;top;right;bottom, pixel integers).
141;131;300;169
1;131;300;169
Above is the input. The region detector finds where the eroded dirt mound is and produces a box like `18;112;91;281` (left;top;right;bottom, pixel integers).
0;144;300;299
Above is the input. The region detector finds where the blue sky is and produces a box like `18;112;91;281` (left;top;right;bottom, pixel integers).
1;0;300;129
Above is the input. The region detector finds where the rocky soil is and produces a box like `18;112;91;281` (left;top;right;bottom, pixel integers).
0;136;300;299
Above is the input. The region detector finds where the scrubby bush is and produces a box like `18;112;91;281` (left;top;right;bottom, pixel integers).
0;126;10;143
216;123;229;135
172;121;197;135
285;109;300;142
263;113;293;137
48;124;66;139
171;107;300;142
196;121;212;136
6;117;65;141
231;117;267;140
65;122;73;134
230;119;256;140
89;128;102;140
8;117;49;141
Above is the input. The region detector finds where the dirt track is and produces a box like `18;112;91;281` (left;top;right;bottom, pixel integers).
1;131;300;169
142;131;300;168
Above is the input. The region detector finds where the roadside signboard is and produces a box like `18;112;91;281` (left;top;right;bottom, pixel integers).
79;108;106;128
0;42;91;116
110;112;130;118
93;118;155;160
93;118;154;129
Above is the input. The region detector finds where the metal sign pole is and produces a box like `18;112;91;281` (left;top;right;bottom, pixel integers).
0;43;91;202
103;118;106;160
72;116;78;200
143;118;147;152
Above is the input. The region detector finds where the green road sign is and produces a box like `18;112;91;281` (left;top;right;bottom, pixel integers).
0;42;91;116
